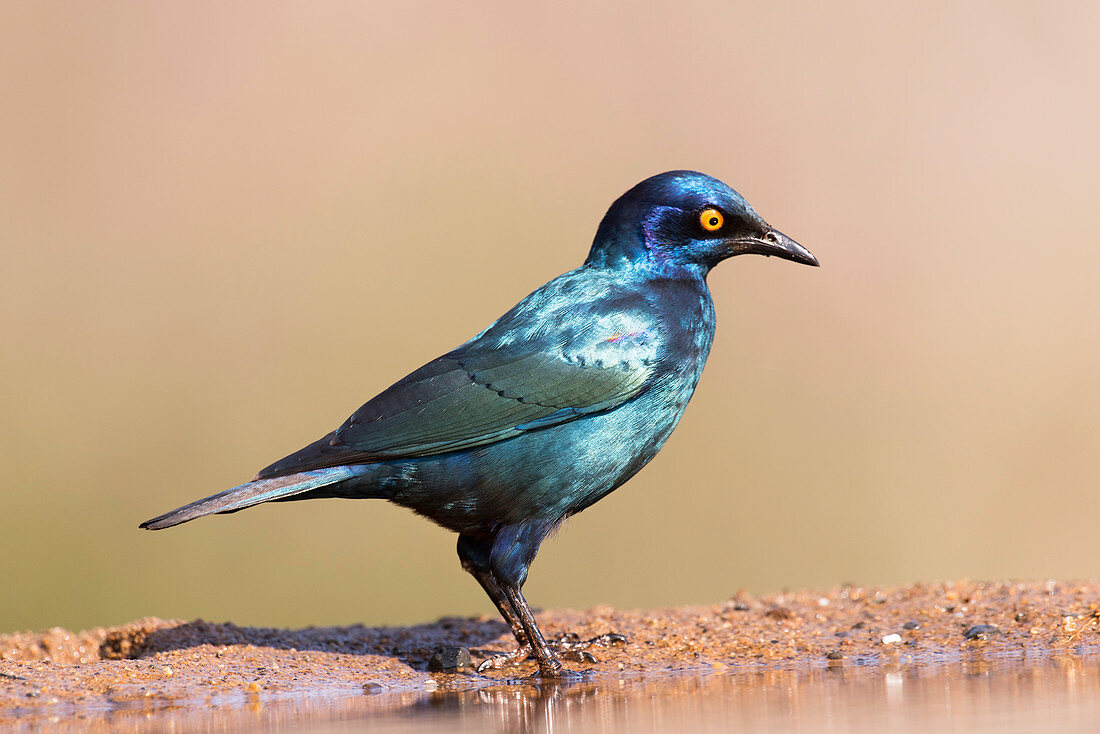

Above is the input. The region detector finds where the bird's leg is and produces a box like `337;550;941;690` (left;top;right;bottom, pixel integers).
458;534;538;670
470;577;539;671
501;583;564;677
470;567;529;646
471;578;626;673
503;592;628;669
463;560;537;669
464;521;626;676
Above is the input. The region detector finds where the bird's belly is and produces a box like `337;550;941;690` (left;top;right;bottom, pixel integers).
381;375;698;534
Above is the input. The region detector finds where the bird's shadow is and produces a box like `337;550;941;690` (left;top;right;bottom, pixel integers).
101;615;513;671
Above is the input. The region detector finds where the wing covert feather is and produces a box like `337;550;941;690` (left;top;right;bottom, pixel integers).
331;341;655;459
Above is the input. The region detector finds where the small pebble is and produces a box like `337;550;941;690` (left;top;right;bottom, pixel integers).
1015;611;1029;623
428;646;473;672
881;634;902;645
902;621;920;630
826;650;844;660
964;624;1002;641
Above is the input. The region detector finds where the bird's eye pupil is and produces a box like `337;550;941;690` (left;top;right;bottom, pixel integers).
708;217;719;226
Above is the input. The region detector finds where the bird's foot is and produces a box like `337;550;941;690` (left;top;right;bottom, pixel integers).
475;643;536;672
552;631;628;658
475;632;628;673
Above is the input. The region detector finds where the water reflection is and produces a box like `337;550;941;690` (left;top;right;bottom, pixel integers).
336;656;1100;734
14;654;1100;732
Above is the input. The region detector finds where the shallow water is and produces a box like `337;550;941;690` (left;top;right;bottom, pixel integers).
21;654;1100;733
305;656;1100;733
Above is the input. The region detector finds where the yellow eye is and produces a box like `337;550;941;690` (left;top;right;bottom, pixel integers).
699;208;724;232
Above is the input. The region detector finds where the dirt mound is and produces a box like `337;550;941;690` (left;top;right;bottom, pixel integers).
3;580;1099;727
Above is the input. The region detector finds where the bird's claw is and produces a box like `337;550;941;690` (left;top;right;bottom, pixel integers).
476;632;628;673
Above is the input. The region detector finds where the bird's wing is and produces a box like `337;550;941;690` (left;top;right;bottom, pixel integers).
331;331;656;459
254;273;662;479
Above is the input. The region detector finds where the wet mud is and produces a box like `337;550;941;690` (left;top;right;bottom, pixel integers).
3;580;1100;730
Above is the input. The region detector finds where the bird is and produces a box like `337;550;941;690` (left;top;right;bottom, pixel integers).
140;170;818;677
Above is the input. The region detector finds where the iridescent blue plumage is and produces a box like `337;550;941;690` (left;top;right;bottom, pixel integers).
140;170;817;676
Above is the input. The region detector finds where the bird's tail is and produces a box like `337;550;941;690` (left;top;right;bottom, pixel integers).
139;466;361;530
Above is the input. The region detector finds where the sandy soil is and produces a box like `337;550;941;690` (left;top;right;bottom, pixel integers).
3;581;1099;728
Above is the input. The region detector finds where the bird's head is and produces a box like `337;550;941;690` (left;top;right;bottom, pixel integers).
585;170;818;274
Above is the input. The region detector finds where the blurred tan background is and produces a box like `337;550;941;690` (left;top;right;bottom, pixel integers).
2;2;1099;634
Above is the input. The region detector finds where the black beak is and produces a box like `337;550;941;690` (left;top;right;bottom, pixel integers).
732;229;819;267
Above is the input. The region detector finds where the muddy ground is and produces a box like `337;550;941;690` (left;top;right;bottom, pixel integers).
3;581;1100;729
